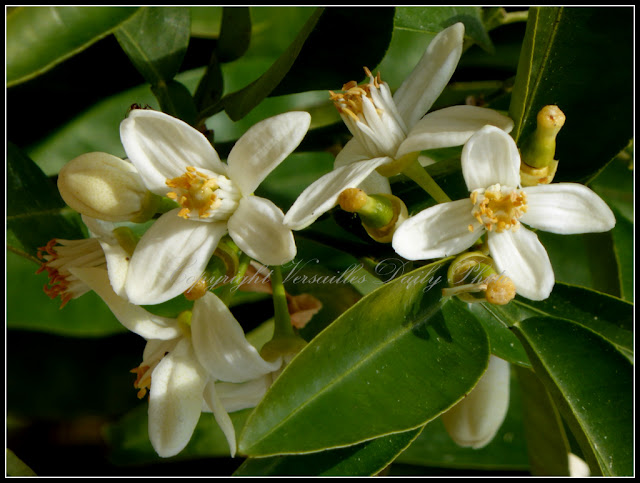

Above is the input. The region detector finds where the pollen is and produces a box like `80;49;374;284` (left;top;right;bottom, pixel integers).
130;364;152;399
471;184;527;233
329;67;385;121
484;274;517;305
166;167;222;219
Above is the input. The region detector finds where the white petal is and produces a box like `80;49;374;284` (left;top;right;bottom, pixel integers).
392;199;482;260
125;210;226;305
227;196;296;266
396;105;514;158
69;267;181;339
521;183;616;234
120;109;226;195
393;22;465;128
462;125;521;191
283;157;393;230
488;228;554;301
190;293;282;383
215;375;272;413
227;112;311;196
148;339;207;458
143;338;179;366
441;356;510;449
202;381;237;457
334;140;392;195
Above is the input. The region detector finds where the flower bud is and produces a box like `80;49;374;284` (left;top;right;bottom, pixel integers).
338;188;408;243
58;152;159;222
441;356;511;449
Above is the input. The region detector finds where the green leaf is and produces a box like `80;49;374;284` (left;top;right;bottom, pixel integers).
462;300;531;368
396;369;529;471
516;366;570;476
509;7;633;182
512;316;633;476
7;142;85;257
7;6;140;87
114;7;191;85
217;7;251;62
6;449;37;476
222;7;395;121
235;428;422;476
238;261;490;456
151;79;199;125
395;6;494;54
475;283;633;362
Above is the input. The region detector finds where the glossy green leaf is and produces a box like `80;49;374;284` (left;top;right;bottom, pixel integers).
462;301;531;368
509;7;633;182
476;283;633;362
7;142;85;257
222;7;395;120
516;366;570;476
397;368;529;471
189;7;222;38
114;7;190;86
151;79;199;125
6;6;139;87
513;316;633;476
6;449;37;476
217;7;251;62
235;427;422;476
395;6;494;53
239;261;490;456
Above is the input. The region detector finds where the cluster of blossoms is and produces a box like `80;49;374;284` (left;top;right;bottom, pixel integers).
38;22;613;463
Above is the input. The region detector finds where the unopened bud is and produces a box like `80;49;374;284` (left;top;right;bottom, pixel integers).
338;188;408;243
441;355;511;449
519;105;565;185
58;152;159;222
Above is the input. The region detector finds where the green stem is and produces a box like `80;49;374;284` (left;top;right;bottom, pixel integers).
402;160;451;204
218;252;251;306
270;265;294;339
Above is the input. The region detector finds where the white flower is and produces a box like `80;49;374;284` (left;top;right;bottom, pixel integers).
119;110;311;305
68;267;282;458
392;125;616;301
283;22;514;230
441;355;510;449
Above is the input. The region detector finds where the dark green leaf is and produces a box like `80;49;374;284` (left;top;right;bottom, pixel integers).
151;79;199;125
462;301;531;368
7;142;85;256
238;261;490;456
475;283;633;362
509;7;633;182
516;366;570;476
7;6;139;87
217;7;251;62
513;316;633;476
234;428;422;476
395;6;494;54
114;7;190;85
222;7;395;120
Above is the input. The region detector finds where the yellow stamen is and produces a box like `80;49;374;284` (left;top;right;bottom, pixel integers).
471;185;527;233
166;167;220;219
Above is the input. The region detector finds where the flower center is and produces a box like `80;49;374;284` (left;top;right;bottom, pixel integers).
330;68;384;122
329;67;408;158
470;184;528;233
166;167;240;221
36;238;106;308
